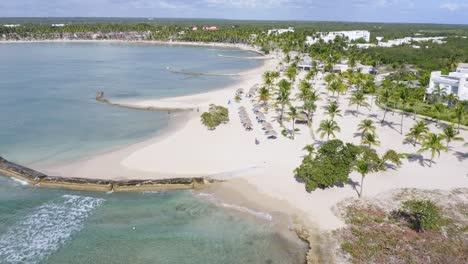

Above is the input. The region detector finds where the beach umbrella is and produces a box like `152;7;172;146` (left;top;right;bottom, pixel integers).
256;112;266;120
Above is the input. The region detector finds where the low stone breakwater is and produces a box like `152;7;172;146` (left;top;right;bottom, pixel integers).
0;156;216;192
96;92;195;112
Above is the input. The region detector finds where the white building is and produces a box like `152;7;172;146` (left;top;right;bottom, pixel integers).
2;24;21;28
51;24;65;27
267;27;294;35
428;63;468;101
377;36;446;47
306;30;370;45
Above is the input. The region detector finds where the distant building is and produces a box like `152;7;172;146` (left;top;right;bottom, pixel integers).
267;27;294;35
3;24;21;28
428;63;468;101
297;56;314;71
306;30;370;45
192;26;198;31
203;26;218;31
377;37;446;47
51;24;65;27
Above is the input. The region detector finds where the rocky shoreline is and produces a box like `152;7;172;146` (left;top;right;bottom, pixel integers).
0;156;217;192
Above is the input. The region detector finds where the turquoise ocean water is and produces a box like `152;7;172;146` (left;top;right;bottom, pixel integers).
0;43;305;263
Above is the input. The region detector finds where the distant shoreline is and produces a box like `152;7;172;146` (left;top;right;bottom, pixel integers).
0;39;266;55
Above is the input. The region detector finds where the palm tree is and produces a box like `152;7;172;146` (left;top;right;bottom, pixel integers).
287;106;299;139
263;71;273;90
405;121;429;146
446;93;459;107
354;160;370;198
432;84;447;103
301;99;317;126
349;92;369;114
258;86;270;105
380;88;391;123
355;149;402;198
455;102;465;131
361;132;380;148
277;79;291;122
324;101;342;120
303;144;316;158
317;119;340;140
297;80;312;102
286;65;297;83
433;102;446;126
357;119;376;136
442;125;464;148
398;85;410;134
418;133;449;166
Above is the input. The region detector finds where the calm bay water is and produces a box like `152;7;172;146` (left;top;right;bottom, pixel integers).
0;43;305;263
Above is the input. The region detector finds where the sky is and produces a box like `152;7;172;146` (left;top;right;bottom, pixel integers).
1;0;467;24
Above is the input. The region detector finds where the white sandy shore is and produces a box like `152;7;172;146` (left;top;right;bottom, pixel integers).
43;50;468;232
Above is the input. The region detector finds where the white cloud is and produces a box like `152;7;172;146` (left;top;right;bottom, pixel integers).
440;2;468;11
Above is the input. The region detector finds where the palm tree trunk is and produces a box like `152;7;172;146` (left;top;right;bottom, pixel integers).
400;112;404;134
359;176;364;198
382;107;388;123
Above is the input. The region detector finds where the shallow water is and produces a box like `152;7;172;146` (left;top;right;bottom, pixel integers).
0;43;306;263
0;177;306;264
0;42;260;165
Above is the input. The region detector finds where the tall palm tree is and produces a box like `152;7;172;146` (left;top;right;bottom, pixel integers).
349;92;369;114
317;119;340;140
446;93;459;107
287;106;299;139
354;148;402;198
361;132;380;148
303;144;316;158
297;80;312;102
398;85;410;134
301;99;317;126
380;88;391;123
263;71;273;89
433;102;446;126
442;125;464;147
324;101;342;120
354;160;370;198
432;84;447;103
286;65;297;83
418;133;449;166
258;86;270;105
277;79;291;122
357;119;376;136
455;102;465;131
405;120;429;146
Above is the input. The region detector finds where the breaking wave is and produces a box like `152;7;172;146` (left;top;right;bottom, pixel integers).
0;195;104;264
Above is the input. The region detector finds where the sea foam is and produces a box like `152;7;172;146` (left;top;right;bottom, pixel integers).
0;195;104;264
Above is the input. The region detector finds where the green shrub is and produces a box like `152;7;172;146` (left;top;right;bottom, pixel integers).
294;140;360;191
400;199;443;232
200;104;229;130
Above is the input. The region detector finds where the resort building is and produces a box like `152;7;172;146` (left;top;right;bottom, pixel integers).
51;24;65;27
427;63;468;101
267;27;294;35
377;37;446;47
306;30;370;45
2;24;21;28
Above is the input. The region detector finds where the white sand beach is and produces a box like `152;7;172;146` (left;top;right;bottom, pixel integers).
44;51;468;232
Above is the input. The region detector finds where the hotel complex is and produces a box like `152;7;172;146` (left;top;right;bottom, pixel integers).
428;63;468;101
306;30;370;45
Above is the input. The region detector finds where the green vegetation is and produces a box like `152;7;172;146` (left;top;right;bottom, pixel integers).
418;133;449;166
399;199;444;232
338;195;467;264
200;104;229;130
294;140;360;191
